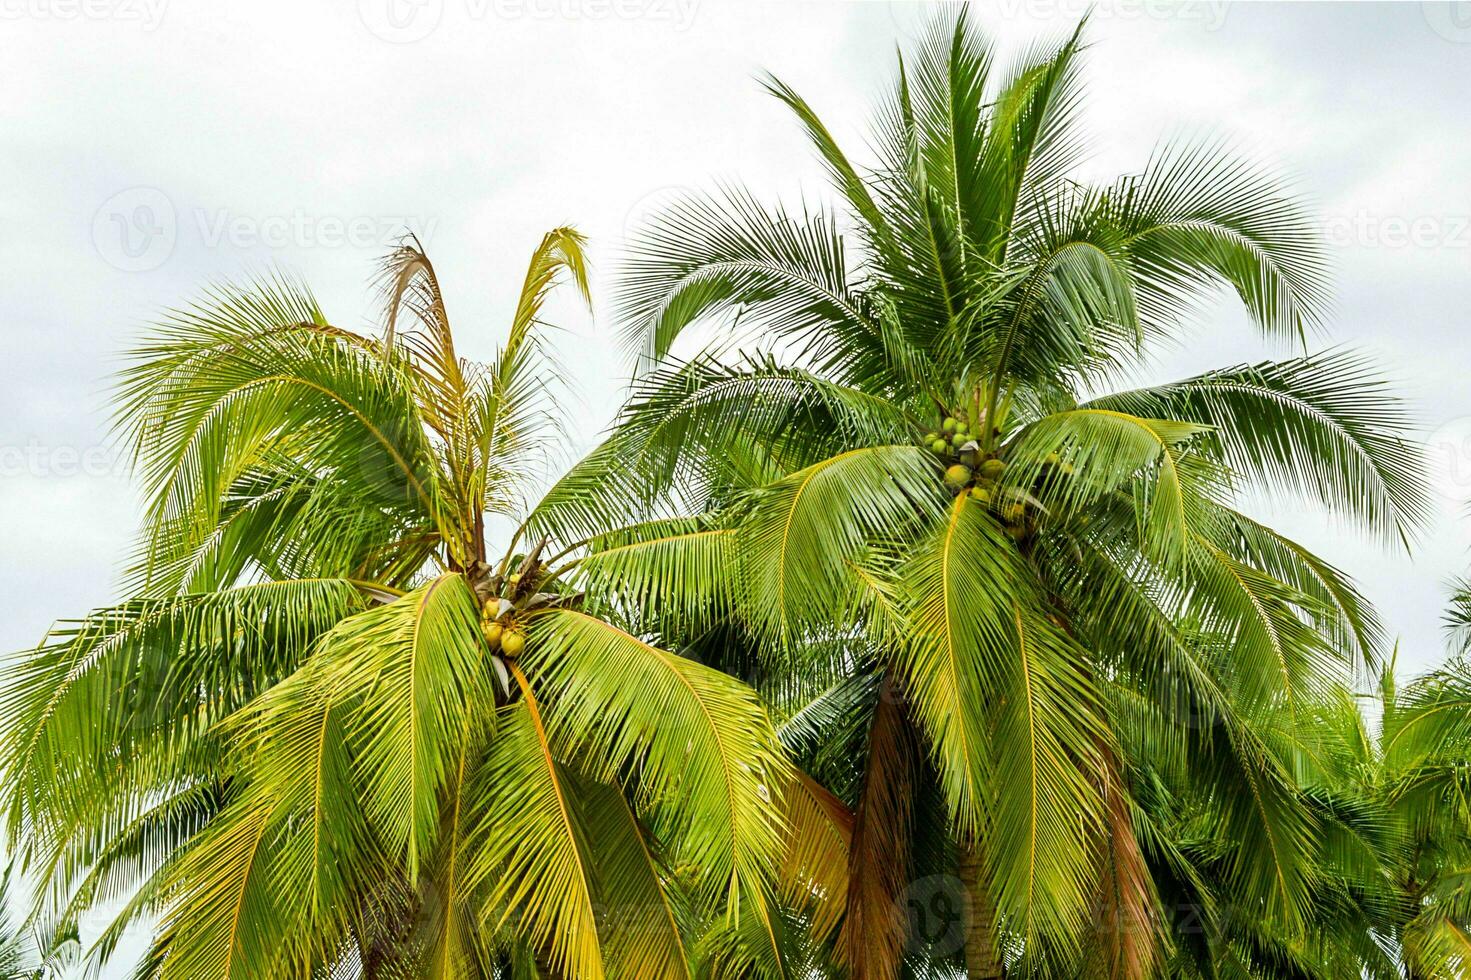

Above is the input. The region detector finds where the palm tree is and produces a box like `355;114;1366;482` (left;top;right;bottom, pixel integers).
1377;609;1471;976
561;12;1428;977
1139;666;1404;978
1230;628;1471;980
0;235;790;979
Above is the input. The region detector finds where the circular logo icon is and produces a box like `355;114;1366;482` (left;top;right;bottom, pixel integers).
359;0;444;43
92;187;176;272
1425;2;1471;42
1426;417;1471;505
885;0;934;45
621;185;694;249
900;874;970;958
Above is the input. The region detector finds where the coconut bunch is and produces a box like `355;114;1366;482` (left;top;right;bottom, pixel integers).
919;413;979;459
479;600;526;658
919;412;992;494
469;535;585;690
921;411;1077;542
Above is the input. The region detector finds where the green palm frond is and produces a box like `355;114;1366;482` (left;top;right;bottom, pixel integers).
522;609;789;905
734;446;947;645
572;775;691;980
469;678;604;980
1089;351;1429;548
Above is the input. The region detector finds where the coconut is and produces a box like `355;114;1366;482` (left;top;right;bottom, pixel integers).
950;432;968;448
930;439;949;454
944;464;972;489
968;486;991;504
483;622;503;648
500;630;526;658
941;418;957;433
1006;502;1027;523
979;458;1006;480
1043;452;1060;466
955;419;969;434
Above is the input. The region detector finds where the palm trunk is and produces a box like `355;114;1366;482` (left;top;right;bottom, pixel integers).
958;841;1005;979
842;680;919;980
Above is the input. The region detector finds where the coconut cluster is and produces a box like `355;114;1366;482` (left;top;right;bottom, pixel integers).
919;414;1075;542
922;417;995;496
481;600;526;658
921;414;977;459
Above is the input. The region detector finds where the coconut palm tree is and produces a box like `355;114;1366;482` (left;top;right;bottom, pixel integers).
1377;634;1471;976
1227;628;1471;980
553;12;1429;977
0;235;791;979
1142;667;1403;979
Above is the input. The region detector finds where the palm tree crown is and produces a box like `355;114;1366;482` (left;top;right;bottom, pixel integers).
565;12;1429;977
1;234;790;980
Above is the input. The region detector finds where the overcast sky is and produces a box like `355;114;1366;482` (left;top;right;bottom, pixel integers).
6;0;1471;649
3;0;1471;970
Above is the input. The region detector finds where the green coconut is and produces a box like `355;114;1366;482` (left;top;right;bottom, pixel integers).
1043;452;1061;466
944;464;972;489
930;439;949;454
500;630;526;658
483;621;503;648
968;486;992;504
955;419;969;435
979;458;1006;480
950;432;968;448
941;417;957;433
